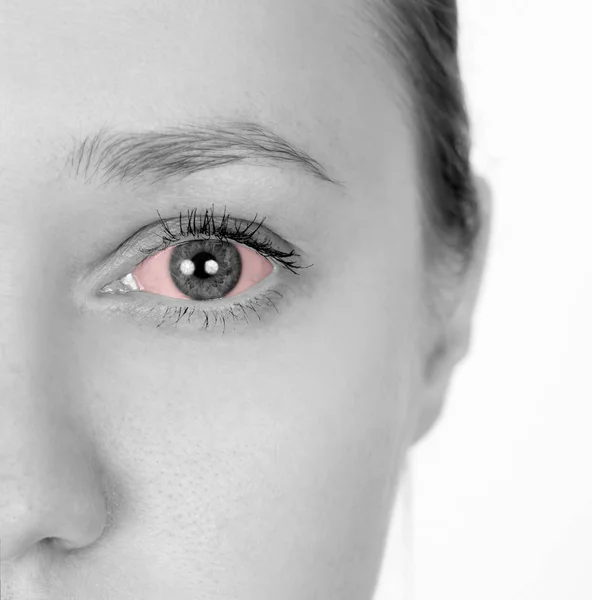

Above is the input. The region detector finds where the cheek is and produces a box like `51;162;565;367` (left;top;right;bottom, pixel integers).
68;289;415;588
65;186;421;594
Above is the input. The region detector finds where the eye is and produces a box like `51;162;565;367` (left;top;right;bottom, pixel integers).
131;239;274;301
93;205;313;333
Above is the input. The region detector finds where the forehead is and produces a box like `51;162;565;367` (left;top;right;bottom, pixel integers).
2;0;413;189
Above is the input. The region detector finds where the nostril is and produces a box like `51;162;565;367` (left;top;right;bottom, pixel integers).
41;536;82;553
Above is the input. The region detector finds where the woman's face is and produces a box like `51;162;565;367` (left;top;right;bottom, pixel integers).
1;1;463;598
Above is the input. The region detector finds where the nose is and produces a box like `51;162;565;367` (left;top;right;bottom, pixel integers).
0;197;109;565
0;409;108;563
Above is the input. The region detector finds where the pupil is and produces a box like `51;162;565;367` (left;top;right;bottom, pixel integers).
169;239;241;301
191;251;217;279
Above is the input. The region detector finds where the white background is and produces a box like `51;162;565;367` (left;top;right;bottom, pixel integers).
374;1;592;598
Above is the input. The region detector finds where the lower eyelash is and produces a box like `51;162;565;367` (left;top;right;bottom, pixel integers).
139;288;284;334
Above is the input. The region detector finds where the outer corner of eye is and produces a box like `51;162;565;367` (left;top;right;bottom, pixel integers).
98;273;139;295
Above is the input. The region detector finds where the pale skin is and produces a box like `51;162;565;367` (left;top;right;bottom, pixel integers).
0;1;491;598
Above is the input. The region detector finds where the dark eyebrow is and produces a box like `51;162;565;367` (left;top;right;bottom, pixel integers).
64;120;343;188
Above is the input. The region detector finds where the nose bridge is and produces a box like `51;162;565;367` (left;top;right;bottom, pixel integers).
0;211;39;418
0;199;58;442
0;185;78;402
0;191;40;343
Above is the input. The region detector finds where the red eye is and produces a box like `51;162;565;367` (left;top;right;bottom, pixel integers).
131;241;274;301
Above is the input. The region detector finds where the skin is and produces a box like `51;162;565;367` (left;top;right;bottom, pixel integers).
0;1;490;598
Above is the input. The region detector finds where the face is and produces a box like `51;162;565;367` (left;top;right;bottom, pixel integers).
0;1;481;598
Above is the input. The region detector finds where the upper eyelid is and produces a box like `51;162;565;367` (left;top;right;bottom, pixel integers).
137;209;277;254
140;208;296;251
134;212;307;277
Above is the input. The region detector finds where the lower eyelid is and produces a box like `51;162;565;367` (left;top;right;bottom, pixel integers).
82;245;312;335
96;282;295;334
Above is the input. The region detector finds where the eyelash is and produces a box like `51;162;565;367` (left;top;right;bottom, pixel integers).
123;204;310;333
138;288;285;334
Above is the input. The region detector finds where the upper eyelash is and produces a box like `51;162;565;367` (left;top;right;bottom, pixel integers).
138;203;311;275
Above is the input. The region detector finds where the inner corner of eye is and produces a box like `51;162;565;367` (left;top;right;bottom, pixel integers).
98;272;139;295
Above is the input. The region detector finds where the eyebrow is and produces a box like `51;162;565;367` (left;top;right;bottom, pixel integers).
64;120;343;188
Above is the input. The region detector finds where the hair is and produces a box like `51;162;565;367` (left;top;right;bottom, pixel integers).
361;0;481;278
